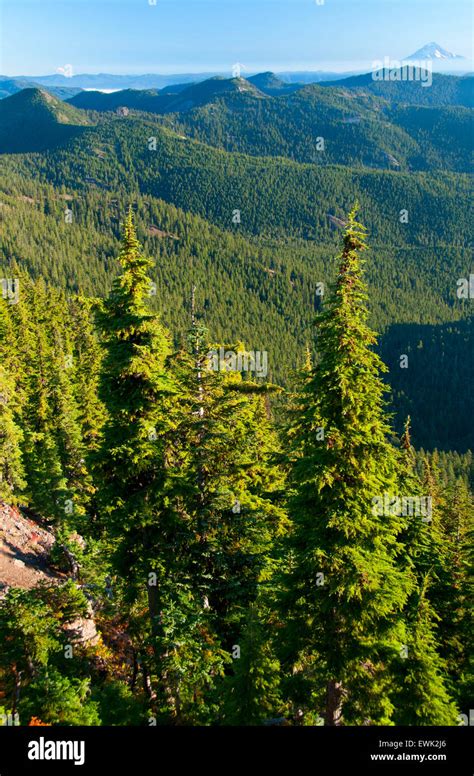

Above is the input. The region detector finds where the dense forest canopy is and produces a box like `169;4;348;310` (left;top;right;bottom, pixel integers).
0;69;472;728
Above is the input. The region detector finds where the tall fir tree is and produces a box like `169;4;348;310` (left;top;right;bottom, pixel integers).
0;364;26;504
418;456;473;713
164;306;288;719
175;310;289;649
282;207;417;725
93;210;223;721
8;277;70;521
389;421;458;724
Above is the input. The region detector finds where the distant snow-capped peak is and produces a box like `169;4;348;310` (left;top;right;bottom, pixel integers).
405;42;465;61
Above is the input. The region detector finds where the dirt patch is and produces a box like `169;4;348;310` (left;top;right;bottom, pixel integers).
0;503;100;645
327;214;348;229
0;502;58;594
147;225;180;239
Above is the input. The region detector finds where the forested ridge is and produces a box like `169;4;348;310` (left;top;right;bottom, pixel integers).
0;74;472;726
0;127;472;449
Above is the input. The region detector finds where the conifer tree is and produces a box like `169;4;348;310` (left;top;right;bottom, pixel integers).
419;458;473;711
221;604;282;725
47;294;91;523
93;209;210;719
391;577;459;725
69;296;105;454
11;277;68;520
281;207;414;725
0;365;26;503
390;421;459;724
175;315;288;653
94;206;178;556
0;289;26;504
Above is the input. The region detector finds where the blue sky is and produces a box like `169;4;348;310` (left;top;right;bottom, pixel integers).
1;0;472;75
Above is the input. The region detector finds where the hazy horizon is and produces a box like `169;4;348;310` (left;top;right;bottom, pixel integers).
4;60;473;82
1;0;472;78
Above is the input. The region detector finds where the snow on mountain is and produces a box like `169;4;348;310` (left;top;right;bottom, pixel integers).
405;42;465;61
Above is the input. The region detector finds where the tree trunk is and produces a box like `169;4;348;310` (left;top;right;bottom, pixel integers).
141;664;155;700
11;669;22;716
325;679;344;725
130;649;138;691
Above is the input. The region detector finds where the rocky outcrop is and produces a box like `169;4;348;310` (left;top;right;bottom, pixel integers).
64;600;100;646
0;502;57;594
0;502;99;646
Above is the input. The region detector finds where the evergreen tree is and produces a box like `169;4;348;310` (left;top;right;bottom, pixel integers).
391;577;459;725
69;295;105;455
221;604;282;725
47;296;90;524
93;209;211;720
389;421;459;724
175;312;288;652
281;208;415;725
15;278;68;520
0;365;26;503
421;460;473;711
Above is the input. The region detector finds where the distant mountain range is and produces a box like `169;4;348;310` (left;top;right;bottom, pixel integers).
1;70;472;175
65;70;474;116
1;44;469;95
0;77;83;101
0;70;349;93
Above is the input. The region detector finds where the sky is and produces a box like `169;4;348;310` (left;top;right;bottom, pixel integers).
0;0;472;76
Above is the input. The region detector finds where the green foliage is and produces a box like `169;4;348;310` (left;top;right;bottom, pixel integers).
0;100;470;727
0;581;95;725
90;681;147;726
221;606;283;725
19;668;101;726
391;581;459;726
0;588;61;676
280;210;457;725
0;364;26;502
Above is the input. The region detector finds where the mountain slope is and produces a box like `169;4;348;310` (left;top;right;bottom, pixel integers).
247;72;302;95
321;70;474;107
405;42;465;60
1;115;470;244
65;73;474;172
69;76;266;114
69;87;164;113
0;77;83;101
164;76;265;110
0;88;91;152
386;105;473;171
155;85;472;171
